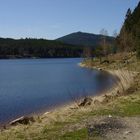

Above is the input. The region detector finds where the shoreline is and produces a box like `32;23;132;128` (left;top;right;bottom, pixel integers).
78;62;137;102
1;62;136;129
33;64;137;122
33;62;137;135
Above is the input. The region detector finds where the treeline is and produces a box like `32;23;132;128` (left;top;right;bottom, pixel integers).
117;2;140;58
82;29;116;62
0;38;83;58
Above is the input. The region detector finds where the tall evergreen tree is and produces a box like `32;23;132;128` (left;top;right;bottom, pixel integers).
118;2;140;58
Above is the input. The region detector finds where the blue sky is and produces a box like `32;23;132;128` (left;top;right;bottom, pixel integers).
0;0;139;39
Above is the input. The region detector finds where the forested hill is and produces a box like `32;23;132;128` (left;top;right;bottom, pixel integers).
118;1;140;58
56;31;115;47
0;38;83;59
0;31;115;59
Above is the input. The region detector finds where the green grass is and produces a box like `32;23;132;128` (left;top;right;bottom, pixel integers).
0;91;139;140
60;128;103;140
60;128;88;140
87;92;140;117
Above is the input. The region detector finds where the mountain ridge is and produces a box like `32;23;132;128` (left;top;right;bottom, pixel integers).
56;31;115;47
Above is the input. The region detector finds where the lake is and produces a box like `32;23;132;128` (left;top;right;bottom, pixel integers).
0;58;116;124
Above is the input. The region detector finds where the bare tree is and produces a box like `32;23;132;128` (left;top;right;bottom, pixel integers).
100;28;109;59
112;30;118;54
83;47;92;61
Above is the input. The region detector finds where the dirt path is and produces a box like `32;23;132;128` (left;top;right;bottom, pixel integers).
64;116;140;140
105;116;140;140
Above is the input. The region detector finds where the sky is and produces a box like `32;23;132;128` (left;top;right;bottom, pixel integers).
0;0;139;39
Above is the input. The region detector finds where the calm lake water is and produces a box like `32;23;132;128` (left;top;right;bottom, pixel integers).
0;58;116;124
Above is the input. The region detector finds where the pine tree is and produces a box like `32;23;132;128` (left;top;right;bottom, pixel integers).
118;2;140;58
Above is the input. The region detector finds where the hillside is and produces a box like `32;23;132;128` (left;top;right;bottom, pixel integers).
0;31;115;59
56;31;115;47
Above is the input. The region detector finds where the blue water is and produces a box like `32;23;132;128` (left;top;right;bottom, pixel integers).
0;58;116;124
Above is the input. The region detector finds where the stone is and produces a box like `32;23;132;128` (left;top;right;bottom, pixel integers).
9;116;35;125
124;131;132;135
94;99;101;105
44;112;50;115
79;97;93;107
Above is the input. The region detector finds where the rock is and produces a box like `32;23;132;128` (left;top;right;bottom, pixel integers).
124;131;132;135
117;90;120;94
79;97;93;107
101;60;110;64
102;95;112;104
98;68;103;71
108;115;112;118
9;116;35;125
70;106;79;110
44;112;50;115
94;99;101;105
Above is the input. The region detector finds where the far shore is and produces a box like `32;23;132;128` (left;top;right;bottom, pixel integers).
0;56;82;60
